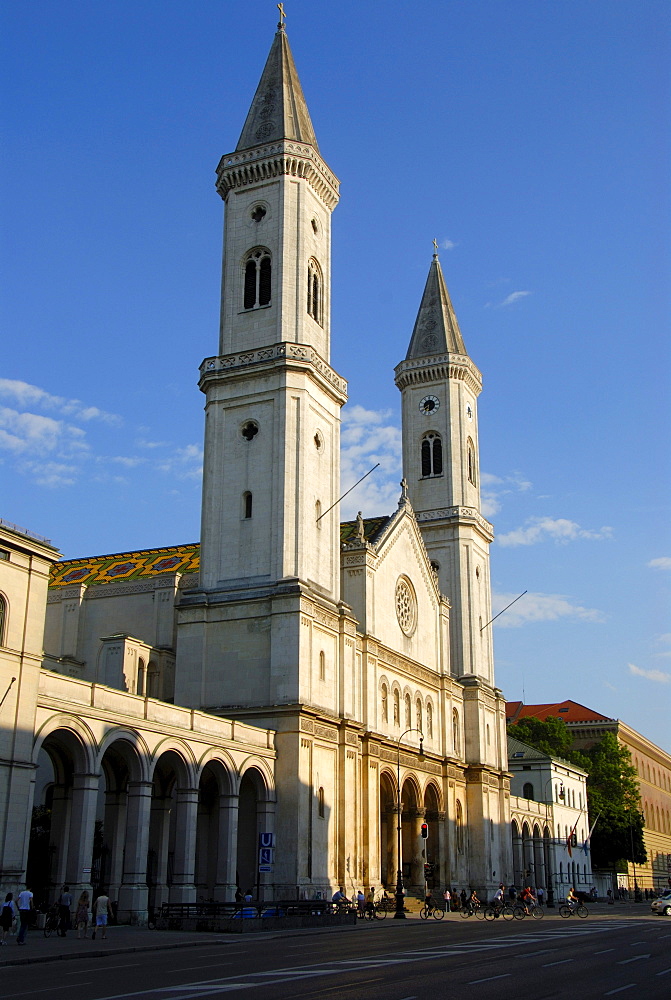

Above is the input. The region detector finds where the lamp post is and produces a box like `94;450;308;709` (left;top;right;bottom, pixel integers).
394;728;424;920
543;777;564;908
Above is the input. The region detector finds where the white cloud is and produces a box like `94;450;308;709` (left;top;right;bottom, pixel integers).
648;557;671;571
480;471;532;518
440;239;457;250
0;378;120;425
155;444;203;480
340;406;402;519
628;663;670;685
491;590;606;628
497;516;613;547
501;290;531;306
0;406;88;457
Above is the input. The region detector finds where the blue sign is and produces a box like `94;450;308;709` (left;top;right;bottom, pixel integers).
259;847;273;864
259;832;275;849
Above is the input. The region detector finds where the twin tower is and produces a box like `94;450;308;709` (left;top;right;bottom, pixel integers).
175;22;507;894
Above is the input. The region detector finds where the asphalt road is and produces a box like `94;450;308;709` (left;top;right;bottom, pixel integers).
3;913;670;1000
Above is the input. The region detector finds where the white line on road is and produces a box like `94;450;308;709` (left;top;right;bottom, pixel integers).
594;949;615;954
617;955;650;964
542;959;573;967
66;965;142;975
656;968;671;976
168;965;232;975
5;986;93;999
628;941;646;945
604;986;636;996
468;974;511;985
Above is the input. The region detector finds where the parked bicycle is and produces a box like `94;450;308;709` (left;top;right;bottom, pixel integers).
364;901;387;921
559;902;588;919
43;905;60;937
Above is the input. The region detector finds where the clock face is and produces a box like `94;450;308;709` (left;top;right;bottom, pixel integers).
419;394;440;415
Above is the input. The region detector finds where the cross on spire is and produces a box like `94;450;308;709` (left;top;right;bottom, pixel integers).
277;3;286;29
432;238;439;258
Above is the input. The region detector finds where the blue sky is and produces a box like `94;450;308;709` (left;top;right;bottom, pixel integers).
1;1;669;749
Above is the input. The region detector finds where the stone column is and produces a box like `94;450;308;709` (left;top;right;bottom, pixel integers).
255;798;276;900
534;835;546;892
103;790;127;904
523;830;534;886
65;773;99;895
436;811;449;888
48;784;71;890
512;828;523;886
410;808;426;889
214;793;239;901
169;788;198;904
117;780;152;924
386;805;398;890
148;795;171;911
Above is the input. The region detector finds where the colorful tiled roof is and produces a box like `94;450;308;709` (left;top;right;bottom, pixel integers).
49;543;200;588
340;515;390;547
506;700;613;724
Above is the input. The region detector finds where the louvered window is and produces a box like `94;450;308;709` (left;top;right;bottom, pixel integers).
307;259;323;325
421;433;442;477
243;249;271;309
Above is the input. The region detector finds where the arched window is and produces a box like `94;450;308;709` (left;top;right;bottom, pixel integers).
243;248;272;309
404;694;411;729
426;701;433;739
393;689;400;726
456;800;464;852
307;258;323;325
315;499;322;528
452;708;460;755
421;432;443;477
136;658;145;696
381;683;388;722
467;438;477;485
318;786;325;818
243;492;253;519
523;782;534;800
0;594;6;646
319;650;325;681
147;662;159;698
486;723;491;745
416;698;422;733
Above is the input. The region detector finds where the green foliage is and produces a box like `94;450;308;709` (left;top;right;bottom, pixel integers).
508;721;647;868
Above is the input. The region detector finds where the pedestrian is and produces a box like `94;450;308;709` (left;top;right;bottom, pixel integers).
91;889;109;941
443;886;451;912
57;884;72;937
234;886;243;903
536;886;544;906
508;884;517;901
1;893;18;945
75;891;90;939
16;885;33;945
356;889;365;916
460;888;467;909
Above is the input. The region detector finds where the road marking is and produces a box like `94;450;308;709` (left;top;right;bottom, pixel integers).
66;964;142;975
629;941;646;945
168;965;232;975
5;987;93;999
604;986;636;996
594;949;614;954
542;959;573;967
468;974;511;985
658;934;671;939
525;950;556;957
617;955;649;964
656;968;671;976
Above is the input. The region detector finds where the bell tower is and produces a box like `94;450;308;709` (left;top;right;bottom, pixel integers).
176;22;347;712
395;250;495;685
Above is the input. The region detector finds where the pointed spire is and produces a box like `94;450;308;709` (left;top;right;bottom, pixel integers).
405;249;467;360
236;24;319;152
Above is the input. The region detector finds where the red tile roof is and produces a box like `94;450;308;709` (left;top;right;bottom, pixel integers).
506;700;613;724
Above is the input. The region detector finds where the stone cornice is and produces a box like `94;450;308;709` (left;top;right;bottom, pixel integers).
394;352;482;395
199;341;347;404
416;505;494;541
216;140;340;210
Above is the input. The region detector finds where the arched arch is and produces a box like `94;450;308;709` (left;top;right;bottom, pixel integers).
452;708;461;756
33;715;97;776
307;258;323;325
243;247;271;309
97;728;150;783
0;591;8;645
421;432;443;477
381;682;389;722
467;437;477;485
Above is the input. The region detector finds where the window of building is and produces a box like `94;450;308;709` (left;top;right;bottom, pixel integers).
416;698;422;733
315;500;322;528
421;432;443;477
318;786;325;818
137;658;145;696
243;248;271;309
405;694;411;729
0;549;9;561
456;800;464;852
241;421;259;441
467;438;477;485
319;650;325;681
452;708;460;755
307;259;323;325
381;683;388;722
393;689;400;726
523;782;534;800
0;594;6;645
243;492;253;519
426;701;433;738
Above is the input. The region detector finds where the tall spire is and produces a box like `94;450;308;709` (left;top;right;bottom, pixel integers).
236;23;319;152
405;250;467;360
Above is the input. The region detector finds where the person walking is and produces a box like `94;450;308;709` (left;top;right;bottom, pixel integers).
443;887;451;912
91;889;109;941
460;888;467;909
57;884;72;937
16;886;33;945
75;891;90;939
1;893;18;945
536;886;544;906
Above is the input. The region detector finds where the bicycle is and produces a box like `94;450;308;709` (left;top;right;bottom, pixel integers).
419;899;445;921
559;902;588;919
364;901;387;921
43;906;60;937
460;900;484;919
484;902;515;921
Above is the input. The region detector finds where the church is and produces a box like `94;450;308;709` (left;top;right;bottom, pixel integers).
0;20;512;921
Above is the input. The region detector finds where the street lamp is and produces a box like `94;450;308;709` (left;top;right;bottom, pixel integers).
394;728;424;920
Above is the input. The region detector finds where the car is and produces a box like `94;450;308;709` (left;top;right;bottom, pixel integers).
650;889;671;916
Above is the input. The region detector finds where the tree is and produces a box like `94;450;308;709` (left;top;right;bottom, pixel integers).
507;720;647;868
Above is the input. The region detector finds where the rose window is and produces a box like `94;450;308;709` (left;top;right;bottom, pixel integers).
395;577;417;636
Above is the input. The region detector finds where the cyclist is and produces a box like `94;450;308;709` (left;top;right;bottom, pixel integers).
468;889;481;914
492;883;505;916
366;886;377;916
520;885;537;913
566;887;579;910
332;886;349;908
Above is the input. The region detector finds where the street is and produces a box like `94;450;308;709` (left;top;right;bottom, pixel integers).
2;912;670;1000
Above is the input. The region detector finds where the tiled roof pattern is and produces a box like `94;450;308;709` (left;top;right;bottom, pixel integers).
49;543;200;588
340;515;390;546
506;700;613;724
507;736;550;761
